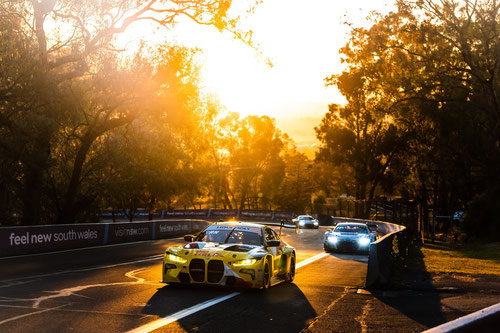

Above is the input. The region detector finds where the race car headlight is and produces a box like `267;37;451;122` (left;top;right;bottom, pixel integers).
299;221;305;226
167;253;187;263
232;259;257;266
327;236;338;243
358;237;371;246
314;221;319;225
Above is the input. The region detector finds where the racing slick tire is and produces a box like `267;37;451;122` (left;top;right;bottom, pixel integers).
262;261;271;290
286;253;295;282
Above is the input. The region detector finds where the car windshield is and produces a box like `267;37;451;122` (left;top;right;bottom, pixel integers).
195;226;263;245
300;216;312;220
334;225;368;234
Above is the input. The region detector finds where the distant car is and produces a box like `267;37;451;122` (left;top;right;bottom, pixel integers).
323;222;376;253
162;222;296;290
293;215;319;229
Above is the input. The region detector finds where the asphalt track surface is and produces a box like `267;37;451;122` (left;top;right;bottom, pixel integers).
0;226;369;332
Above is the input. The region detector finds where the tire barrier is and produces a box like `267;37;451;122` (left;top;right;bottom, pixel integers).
0;219;210;258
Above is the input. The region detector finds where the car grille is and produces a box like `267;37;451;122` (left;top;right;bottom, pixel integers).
189;259;205;282
207;260;224;283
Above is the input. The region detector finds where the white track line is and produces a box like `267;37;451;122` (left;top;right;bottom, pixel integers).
127;293;239;333
296;252;329;269
0;255;163;286
126;251;330;333
0;304;67;326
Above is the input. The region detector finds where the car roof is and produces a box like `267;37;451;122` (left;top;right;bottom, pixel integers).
335;222;367;227
212;221;264;228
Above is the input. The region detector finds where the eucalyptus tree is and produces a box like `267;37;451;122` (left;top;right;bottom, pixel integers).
0;0;258;224
318;0;499;230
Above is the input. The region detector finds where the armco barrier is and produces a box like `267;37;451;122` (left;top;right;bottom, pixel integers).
0;219;210;258
333;217;406;288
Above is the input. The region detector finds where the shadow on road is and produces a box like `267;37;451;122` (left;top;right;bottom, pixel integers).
327;252;369;264
143;282;317;332
370;243;447;328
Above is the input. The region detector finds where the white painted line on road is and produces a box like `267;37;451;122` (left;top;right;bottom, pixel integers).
0;304;67;326
296;252;329;269
0;255;163;286
127;293;240;333
127;251;330;333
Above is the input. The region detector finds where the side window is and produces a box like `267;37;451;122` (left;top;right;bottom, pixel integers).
264;228;275;241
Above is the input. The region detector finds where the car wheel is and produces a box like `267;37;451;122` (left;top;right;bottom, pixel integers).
286;253;295;282
262;261;271;290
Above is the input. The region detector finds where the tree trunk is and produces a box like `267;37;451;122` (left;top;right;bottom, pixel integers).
58;134;95;224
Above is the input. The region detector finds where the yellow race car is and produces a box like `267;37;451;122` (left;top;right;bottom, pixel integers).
162;222;296;289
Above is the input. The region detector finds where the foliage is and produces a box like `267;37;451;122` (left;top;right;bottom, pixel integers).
0;0;259;225
317;0;500;230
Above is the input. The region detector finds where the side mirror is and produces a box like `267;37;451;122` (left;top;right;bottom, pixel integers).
267;240;280;247
327;229;332;233
184;235;194;242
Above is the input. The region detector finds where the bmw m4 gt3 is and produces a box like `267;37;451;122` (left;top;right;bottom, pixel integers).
162;222;296;290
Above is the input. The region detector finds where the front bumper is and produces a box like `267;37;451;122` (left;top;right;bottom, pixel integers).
162;256;264;288
298;223;319;229
325;237;371;252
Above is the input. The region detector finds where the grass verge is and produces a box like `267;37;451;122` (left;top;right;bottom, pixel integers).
420;242;500;276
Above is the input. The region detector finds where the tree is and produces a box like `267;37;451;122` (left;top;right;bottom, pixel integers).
0;0;257;224
320;0;499;236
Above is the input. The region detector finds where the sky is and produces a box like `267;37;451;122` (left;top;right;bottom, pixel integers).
129;0;396;147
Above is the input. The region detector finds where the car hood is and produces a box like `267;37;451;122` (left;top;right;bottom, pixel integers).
166;242;268;261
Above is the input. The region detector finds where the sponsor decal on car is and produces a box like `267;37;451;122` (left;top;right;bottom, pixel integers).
194;250;224;257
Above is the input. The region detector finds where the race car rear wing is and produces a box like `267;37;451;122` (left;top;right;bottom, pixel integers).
251;219;297;237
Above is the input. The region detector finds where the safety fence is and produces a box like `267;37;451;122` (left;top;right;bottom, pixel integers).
0;219;210;258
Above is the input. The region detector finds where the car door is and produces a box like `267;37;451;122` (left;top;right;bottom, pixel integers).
264;227;281;275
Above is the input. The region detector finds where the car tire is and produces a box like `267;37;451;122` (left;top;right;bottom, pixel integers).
286;253;295;282
262;261;271;290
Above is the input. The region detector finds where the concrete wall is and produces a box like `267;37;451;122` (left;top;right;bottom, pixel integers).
332;216;407;288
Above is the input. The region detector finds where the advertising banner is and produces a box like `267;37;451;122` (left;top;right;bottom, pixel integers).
155;220;191;239
210;209;238;219
191;220;210;233
273;211;294;220
240;210;273;219
106;222;153;244
165;210;209;218
0;224;105;257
